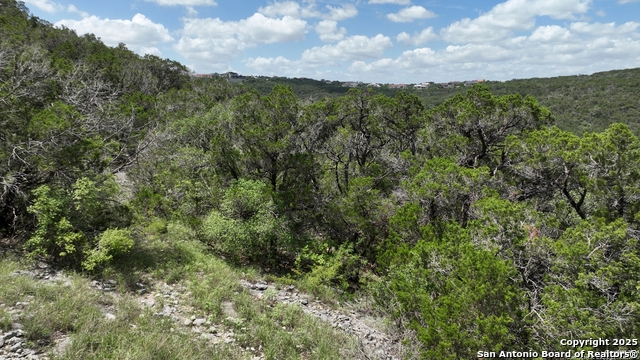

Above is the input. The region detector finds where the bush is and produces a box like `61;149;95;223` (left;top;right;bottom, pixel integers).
294;244;364;295
82;228;134;271
201;179;293;267
25;176;132;269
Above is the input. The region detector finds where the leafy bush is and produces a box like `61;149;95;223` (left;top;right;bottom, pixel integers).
82;228;134;271
294;244;364;295
201;179;293;267
25;176;132;269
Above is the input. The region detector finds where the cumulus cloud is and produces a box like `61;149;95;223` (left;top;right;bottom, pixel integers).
144;0;217;6
528;25;572;43
140;46;163;57
258;2;357;21
175;14;307;68
369;0;411;4
325;4;358;21
441;0;591;44
316;20;347;42
258;1;321;19
301;34;393;65
23;0;63;13
397;27;438;45
387;6;436;23
570;21;640;35
56;14;174;51
348;16;640;83
245;33;392;75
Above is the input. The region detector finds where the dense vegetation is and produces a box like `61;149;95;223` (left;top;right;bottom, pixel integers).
245;69;640;137
2;1;639;358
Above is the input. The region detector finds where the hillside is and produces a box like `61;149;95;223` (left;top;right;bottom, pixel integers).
2;1;640;359
244;68;640;136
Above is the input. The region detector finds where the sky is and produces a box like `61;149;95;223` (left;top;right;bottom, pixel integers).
21;0;640;83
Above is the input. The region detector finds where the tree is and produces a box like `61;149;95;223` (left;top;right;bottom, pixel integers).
426;84;553;173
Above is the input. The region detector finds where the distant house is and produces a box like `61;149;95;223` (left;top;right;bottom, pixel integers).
221;72;244;83
464;79;485;86
342;81;361;87
414;82;431;89
388;84;407;89
368;82;381;87
194;73;214;78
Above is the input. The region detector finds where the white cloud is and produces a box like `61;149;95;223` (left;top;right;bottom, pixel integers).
441;0;591;44
397;27;438;45
387;6;436;23
618;0;638;3
259;1;303;18
56;14;174;51
325;4;358;21
175;14;307;69
301;34;392;65
570;21;640;36
258;2;356;20
140;46;163;57
66;4;88;18
23;0;63;13
595;10;606;17
368;0;411;4
245;33;393;75
529;25;572;43
144;0;217;6
347;18;640;83
316;20;347;42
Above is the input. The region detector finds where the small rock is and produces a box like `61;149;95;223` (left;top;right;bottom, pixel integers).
208;326;217;334
183;318;192;326
224;338;234;344
6;337;22;345
11;323;23;330
200;333;216;341
300;299;308;306
105;313;116;321
9;342;23;352
162;306;174;316
193;318;206;326
254;283;268;291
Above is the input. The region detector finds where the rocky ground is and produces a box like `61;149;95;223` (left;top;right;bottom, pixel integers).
1;265;403;360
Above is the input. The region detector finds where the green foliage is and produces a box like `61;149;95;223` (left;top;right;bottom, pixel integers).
25;176;131;269
378;222;525;358
83;228;134;271
202;179;293;267
26;185;85;260
294;244;364;295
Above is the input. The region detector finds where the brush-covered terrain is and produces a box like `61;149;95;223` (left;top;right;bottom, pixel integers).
1;1;639;359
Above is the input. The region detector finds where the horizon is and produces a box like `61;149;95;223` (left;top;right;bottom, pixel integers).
21;0;640;83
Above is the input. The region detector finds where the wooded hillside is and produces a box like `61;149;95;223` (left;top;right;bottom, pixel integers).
1;1;639;358
245;68;640;136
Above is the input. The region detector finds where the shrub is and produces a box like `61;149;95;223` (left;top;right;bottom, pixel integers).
82;228;134;271
25;176;132;269
201;179;293;267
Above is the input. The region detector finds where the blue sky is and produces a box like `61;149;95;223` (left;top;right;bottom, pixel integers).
22;0;640;83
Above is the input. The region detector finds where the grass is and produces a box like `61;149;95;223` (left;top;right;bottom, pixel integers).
0;220;361;359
